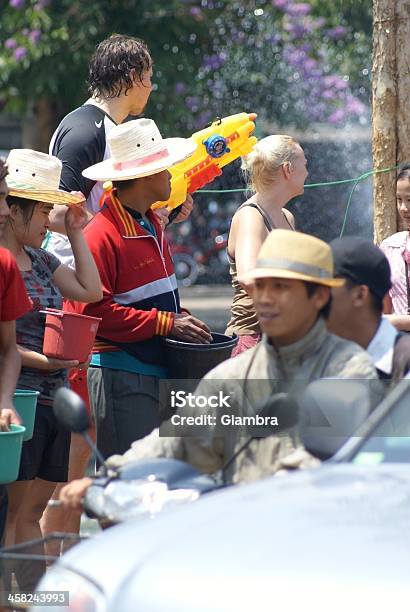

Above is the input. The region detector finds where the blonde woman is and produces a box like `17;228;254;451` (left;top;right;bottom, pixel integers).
226;135;308;355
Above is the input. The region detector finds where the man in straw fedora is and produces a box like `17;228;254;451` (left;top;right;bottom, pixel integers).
60;229;379;507
65;117;212;461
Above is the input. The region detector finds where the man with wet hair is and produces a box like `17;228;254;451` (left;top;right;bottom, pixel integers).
328;236;410;381
48;34;154;234
48;33;191;260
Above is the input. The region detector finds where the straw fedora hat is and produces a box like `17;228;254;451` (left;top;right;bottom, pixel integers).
82;118;197;182
6;149;83;205
238;229;345;287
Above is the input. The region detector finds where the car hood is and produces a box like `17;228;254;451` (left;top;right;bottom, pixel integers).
59;464;410;610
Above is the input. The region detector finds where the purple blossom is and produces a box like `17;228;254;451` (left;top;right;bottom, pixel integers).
197;110;212;125
323;75;348;90
285;3;311;17
5;38;17;50
186;96;200;111
345;96;366;115
175;82;187;95
272;0;288;9
322;89;336;100
326;26;347;40
29;29;42;44
283;21;313;37
189;6;203;19
299;43;312;53
9;0;25;8
13;46;27;61
311;17;326;29
302;58;317;71
328;108;346;124
203;53;226;70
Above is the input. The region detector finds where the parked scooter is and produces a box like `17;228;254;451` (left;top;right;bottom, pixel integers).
169;231;229;287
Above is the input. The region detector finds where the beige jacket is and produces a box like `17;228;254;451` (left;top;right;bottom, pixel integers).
107;319;380;483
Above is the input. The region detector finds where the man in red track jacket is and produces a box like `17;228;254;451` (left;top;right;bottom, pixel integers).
66;118;211;458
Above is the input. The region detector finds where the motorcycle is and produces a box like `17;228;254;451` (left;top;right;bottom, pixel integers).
169;231;229;287
52;386;298;527
53;388;222;528
53;377;376;529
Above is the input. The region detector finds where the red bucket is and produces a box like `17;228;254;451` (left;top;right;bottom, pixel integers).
42;309;101;362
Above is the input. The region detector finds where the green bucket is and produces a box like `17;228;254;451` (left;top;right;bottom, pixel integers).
13;390;39;441
0;424;26;484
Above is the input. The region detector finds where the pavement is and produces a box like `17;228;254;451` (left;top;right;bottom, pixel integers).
179;284;233;333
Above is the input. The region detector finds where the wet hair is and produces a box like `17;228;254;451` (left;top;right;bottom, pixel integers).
0;159;7;182
343;278;383;316
397;163;410;183
88;34;152;99
241;135;300;192
304;281;332;320
6;195;37;226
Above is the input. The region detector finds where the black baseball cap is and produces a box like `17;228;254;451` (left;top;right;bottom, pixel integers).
330;236;391;300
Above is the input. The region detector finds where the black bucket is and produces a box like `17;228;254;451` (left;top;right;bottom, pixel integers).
164;333;238;379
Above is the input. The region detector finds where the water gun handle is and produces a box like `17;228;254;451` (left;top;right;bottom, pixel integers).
168;165;223;223
168;205;183;224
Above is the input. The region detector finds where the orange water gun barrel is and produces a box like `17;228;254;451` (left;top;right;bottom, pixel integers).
151;112;257;218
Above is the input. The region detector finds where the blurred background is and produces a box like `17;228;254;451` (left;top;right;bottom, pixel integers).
0;0;373;285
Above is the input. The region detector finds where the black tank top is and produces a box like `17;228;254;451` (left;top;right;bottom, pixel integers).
225;202;294;336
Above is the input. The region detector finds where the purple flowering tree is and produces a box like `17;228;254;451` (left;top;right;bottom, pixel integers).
190;0;371;129
0;0;371;148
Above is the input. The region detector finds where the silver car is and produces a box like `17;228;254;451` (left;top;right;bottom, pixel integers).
35;380;410;612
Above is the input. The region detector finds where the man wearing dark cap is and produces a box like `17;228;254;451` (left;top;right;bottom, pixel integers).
328;236;410;381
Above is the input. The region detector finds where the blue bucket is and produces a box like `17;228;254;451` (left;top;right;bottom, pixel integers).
13;390;39;441
0;424;26;484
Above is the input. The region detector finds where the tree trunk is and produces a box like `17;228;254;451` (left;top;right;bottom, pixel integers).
372;0;397;244
21;96;59;153
396;0;410;230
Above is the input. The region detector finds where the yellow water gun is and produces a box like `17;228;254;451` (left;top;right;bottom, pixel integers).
152;112;257;220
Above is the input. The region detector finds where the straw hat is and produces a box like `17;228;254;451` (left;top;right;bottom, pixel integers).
6;149;83;205
238;229;345;287
82;118;197;182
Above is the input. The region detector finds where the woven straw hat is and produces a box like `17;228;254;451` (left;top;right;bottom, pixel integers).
238;229;345;287
6;149;83;205
82;118;197;182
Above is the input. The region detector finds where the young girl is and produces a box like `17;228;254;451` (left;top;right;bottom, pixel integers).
226;135;308;355
2;149;101;569
380;164;410;331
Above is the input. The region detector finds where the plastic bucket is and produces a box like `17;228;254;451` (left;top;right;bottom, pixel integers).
42;309;101;362
0;425;26;484
164;333;238;379
13;390;39;441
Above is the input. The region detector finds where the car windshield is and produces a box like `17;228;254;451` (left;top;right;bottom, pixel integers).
352;380;410;465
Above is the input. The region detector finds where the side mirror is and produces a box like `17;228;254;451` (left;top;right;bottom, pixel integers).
298;379;375;460
248;392;299;437
53;387;90;434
